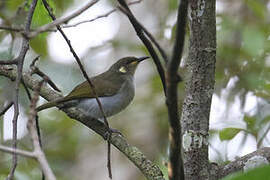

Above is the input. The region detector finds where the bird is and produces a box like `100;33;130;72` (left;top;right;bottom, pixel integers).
36;56;149;120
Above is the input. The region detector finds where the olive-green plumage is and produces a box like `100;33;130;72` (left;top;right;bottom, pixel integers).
36;56;149;118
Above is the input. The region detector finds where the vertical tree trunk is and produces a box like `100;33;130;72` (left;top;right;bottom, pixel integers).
181;0;216;179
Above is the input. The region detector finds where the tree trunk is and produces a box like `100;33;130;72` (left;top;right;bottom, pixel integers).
181;0;216;179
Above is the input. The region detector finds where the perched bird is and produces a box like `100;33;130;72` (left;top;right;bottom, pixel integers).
36;56;149;119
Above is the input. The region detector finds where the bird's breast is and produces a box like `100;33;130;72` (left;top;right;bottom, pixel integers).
76;79;135;119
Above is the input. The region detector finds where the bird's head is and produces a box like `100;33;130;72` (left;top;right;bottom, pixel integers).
109;56;149;76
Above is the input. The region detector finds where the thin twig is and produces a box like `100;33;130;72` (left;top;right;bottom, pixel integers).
0;102;13;117
28;0;99;38
0;60;18;65
0;25;56;33
0;26;23;32
166;0;188;179
6;0;38;179
258;123;270;148
115;0;168;63
41;0;113;178
22;79;32;101
0;145;36;158
117;3;167;95
63;0;142;28
28;80;56;180
29;56;46;180
30;56;61;92
135;21;168;63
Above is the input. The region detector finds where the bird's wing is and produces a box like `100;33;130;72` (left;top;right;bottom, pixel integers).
36;74;122;112
64;76;122;101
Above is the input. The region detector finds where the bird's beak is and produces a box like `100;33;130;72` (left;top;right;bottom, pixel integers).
137;56;150;62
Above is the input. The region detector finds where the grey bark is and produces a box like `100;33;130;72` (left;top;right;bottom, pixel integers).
181;0;216;179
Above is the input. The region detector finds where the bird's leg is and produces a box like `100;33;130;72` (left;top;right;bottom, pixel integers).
104;127;123;140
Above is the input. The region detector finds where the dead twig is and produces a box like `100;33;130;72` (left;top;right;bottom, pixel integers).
0;102;13;117
63;0;142;28
30;56;61;92
28;0;99;38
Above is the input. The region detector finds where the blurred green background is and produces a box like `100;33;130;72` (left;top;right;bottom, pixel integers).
0;0;270;179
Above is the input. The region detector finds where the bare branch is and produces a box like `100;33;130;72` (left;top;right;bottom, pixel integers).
7;0;38;179
0;25;56;33
28;0;99;38
0;60;18;65
0;64;165;180
218;147;270;178
0;102;13;117
166;0;188;180
0;145;36;158
0;25;25;32
30;56;61;92
117;2;167;95
28;80;56;180
63;0;142;28
22;79;32;101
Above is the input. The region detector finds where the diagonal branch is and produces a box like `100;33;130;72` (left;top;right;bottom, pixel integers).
0;102;13;117
117;1;167;94
41;0;114;178
166;1;188;180
218;147;270;178
28;0;99;38
0;64;165;180
63;0;143;28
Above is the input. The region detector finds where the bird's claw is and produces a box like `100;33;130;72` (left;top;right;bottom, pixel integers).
104;128;123;140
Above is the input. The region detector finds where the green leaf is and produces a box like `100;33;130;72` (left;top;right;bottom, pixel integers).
32;0;55;28
29;33;48;55
222;165;270;180
219;128;243;141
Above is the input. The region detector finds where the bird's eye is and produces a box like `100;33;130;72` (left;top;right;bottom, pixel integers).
119;66;127;73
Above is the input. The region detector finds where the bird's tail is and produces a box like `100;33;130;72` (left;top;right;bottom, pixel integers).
36;98;66;112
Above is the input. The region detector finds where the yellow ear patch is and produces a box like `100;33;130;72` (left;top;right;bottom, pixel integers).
119;66;127;73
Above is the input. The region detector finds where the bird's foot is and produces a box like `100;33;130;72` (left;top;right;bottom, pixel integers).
104;128;123;140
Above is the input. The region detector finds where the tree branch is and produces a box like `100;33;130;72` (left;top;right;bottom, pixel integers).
0;145;35;158
7;0;38;179
0;65;165;180
28;80;56;180
217;147;270;178
27;0;99;38
0;102;13;116
166;0;188;179
62;0;143;28
116;1;167;94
